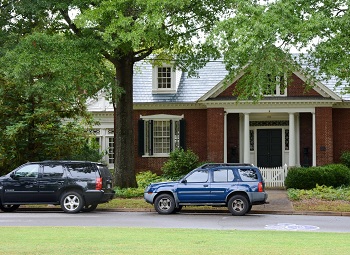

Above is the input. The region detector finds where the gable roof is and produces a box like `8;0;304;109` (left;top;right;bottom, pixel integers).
88;58;350;111
133;60;228;103
134;59;350;103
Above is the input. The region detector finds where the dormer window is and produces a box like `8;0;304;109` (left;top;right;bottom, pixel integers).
152;64;181;94
157;67;172;89
264;74;287;96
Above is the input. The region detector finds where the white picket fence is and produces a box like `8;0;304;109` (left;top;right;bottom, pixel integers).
260;164;288;188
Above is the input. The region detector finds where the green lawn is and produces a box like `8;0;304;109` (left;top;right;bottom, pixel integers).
1;227;349;255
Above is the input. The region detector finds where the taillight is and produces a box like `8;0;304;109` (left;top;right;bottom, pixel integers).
258;182;263;192
96;177;103;190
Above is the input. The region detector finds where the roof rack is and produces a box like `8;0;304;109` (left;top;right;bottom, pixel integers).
198;163;254;169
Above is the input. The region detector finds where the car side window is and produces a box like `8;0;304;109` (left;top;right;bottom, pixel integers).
66;163;97;178
185;170;208;183
213;169;235;182
43;165;64;178
15;164;40;178
238;168;258;181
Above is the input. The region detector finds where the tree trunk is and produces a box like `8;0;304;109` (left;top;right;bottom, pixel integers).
113;57;137;188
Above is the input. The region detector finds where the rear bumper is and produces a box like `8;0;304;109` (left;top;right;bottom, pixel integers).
84;190;115;205
250;192;268;205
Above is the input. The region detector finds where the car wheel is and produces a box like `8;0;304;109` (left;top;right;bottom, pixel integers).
228;195;249;216
154;194;175;214
60;191;84;213
81;204;98;212
0;204;20;212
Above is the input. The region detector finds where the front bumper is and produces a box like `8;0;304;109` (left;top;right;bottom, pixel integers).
144;192;157;204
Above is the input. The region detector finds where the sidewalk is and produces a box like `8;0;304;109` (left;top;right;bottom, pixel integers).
251;189;294;214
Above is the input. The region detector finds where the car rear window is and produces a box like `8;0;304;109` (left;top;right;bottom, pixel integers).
238;168;259;181
97;165;112;178
66;163;97;178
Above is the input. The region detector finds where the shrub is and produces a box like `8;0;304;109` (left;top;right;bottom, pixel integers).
115;171;166;198
285;164;350;189
161;148;201;180
340;151;350;168
136;171;166;188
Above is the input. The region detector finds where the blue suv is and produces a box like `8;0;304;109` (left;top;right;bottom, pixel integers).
144;163;268;216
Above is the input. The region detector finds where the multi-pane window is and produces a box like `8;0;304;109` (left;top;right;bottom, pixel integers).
153;121;171;154
157;67;172;89
139;115;185;157
265;74;287;96
108;137;114;164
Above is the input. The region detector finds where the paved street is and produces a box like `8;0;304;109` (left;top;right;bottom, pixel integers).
0;211;349;232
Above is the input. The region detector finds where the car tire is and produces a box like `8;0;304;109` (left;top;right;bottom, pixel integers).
228;195;249;216
81;204;98;212
154;194;175;214
60;191;84;213
0;204;20;212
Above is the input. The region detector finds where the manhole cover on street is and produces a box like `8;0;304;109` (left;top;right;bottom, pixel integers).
265;223;320;231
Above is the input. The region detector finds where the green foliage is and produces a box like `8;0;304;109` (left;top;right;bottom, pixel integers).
161;148;201;180
0;32;110;174
115;171;167;198
285;164;350;190
340;151;350;168
288;185;350;202
136;171;166;188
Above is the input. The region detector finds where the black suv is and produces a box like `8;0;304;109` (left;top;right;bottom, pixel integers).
144;163;268;216
0;161;115;213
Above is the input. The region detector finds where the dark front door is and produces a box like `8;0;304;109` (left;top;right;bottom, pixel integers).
257;129;282;167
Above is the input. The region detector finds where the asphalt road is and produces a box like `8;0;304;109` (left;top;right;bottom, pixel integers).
0;211;349;232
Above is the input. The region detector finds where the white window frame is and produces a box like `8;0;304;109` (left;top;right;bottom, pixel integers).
264;74;287;96
140;114;184;157
152;64;181;94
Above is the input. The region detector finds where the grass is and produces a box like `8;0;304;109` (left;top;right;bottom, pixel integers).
1;227;350;255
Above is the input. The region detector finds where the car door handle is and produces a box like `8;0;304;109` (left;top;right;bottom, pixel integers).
203;184;209;187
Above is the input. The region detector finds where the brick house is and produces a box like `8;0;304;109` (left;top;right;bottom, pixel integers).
87;60;350;174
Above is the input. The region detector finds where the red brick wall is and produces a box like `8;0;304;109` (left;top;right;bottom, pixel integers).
299;113;313;166
133;109;208;174
207;108;225;162
333;108;350;163
315;107;333;165
216;74;323;99
227;113;240;162
288;74;322;97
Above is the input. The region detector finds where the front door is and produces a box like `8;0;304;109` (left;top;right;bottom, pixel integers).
257;129;282;167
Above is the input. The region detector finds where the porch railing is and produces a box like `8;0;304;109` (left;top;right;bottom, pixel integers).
259;164;288;188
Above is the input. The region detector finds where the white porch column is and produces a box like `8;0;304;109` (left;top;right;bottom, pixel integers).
312;112;316;166
244;113;250;163
289;112;296;166
224;112;227;163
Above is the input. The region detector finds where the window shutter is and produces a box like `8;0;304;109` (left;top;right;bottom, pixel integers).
180;119;186;150
138;119;145;156
149;120;153;155
170;120;173;152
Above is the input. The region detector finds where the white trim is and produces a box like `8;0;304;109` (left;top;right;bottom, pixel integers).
140;114;184;120
152;64;181;94
293;70;342;100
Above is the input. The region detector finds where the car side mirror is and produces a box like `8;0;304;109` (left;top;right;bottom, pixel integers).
181;179;187;184
10;172;18;179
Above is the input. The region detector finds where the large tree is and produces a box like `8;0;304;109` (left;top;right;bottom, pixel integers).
1;0;233;187
208;0;350;99
0;31;109;173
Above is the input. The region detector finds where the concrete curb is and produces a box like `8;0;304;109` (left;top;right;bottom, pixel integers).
97;208;350;216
